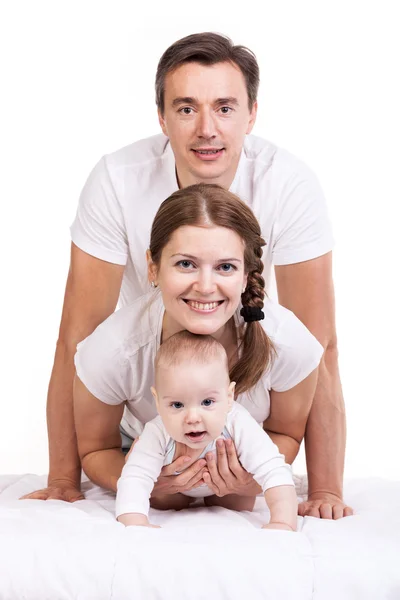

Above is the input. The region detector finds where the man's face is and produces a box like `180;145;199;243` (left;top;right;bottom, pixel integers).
153;359;235;450
158;61;257;189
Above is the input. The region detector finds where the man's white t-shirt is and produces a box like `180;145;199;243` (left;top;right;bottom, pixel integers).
75;291;324;438
116;403;294;519
70;134;334;308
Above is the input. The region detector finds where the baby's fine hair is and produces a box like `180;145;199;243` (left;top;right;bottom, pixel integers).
155;331;229;374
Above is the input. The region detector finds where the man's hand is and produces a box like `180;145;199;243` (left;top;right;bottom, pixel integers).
20;480;84;502
298;492;353;519
202;439;259;497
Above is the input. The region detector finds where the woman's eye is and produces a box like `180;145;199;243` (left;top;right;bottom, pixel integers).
172;402;184;409
202;398;214;407
218;263;235;273
177;260;194;269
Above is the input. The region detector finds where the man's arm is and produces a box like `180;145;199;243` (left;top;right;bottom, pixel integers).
275;252;353;519
21;243;124;501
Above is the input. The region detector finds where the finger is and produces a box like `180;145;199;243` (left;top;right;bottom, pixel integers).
332;504;344;520
215;440;231;480
319;503;333;520
343;506;354;517
304;505;321;518
202;472;220;496
224;439;243;476
205;453;225;487
182;467;208;490
297;502;307;517
66;491;85;503
21;491;48;501
162;457;204;477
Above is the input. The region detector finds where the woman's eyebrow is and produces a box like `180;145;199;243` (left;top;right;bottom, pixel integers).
170;253;242;263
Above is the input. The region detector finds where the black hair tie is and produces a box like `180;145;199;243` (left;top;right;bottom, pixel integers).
240;306;264;322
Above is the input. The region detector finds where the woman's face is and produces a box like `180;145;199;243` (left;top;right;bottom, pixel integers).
149;225;247;338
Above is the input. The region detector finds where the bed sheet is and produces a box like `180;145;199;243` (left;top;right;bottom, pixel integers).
0;473;399;600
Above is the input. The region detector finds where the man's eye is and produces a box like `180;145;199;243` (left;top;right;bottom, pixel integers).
202;399;214;407
172;402;184;409
177;260;194;269
179;107;193;115
220;107;232;114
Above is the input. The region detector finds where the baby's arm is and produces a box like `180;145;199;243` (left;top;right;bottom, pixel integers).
116;420;166;527
230;405;297;531
262;485;297;531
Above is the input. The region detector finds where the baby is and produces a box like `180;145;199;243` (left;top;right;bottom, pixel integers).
116;331;298;531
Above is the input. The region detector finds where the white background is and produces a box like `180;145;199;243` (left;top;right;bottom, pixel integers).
1;1;399;480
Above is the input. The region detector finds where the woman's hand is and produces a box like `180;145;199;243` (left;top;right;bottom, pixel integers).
151;455;207;497
202;439;260;497
21;480;84;502
298;493;353;519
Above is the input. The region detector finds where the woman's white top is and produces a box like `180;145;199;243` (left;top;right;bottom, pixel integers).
75;290;324;437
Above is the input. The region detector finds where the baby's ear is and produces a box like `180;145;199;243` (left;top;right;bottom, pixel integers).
150;386;159;409
228;381;236;408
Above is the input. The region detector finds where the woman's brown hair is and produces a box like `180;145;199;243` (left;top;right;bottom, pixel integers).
149;183;273;396
155;32;259;115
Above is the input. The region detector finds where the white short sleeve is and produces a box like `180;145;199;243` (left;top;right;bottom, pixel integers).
74;327;130;405
70;156;128;265
273;162;334;266
268;311;324;392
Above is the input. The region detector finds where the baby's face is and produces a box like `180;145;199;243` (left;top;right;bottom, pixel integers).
153;359;235;450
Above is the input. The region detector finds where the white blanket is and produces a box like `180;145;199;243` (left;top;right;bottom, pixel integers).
1;474;399;600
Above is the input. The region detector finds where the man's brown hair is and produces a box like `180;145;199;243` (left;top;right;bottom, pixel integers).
155;32;259;114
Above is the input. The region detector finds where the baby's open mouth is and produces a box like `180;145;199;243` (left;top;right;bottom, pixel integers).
185;431;207;442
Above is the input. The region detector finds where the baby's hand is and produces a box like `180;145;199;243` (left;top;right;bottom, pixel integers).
117;513;161;528
262;522;296;532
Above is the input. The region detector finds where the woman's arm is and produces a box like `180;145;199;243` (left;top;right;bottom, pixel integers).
73;376;125;492
264;368;319;464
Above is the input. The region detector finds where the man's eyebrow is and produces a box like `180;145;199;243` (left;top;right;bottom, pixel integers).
171;96;240;108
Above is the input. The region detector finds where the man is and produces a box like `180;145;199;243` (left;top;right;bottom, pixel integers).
23;32;352;519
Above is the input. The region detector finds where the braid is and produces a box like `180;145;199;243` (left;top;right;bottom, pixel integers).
241;240;265;308
230;235;275;396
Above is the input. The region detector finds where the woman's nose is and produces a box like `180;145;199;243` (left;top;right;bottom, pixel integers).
193;268;216;295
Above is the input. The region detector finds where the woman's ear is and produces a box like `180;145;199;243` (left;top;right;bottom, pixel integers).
228;381;236;408
146;249;158;286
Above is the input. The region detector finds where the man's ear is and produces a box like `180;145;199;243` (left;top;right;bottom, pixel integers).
246;101;258;135
228;381;236;409
146;249;158;286
150;386;159;410
158;110;168;137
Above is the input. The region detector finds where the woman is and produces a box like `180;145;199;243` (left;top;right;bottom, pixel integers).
74;183;323;510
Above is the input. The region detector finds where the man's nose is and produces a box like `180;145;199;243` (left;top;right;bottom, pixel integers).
196;110;217;140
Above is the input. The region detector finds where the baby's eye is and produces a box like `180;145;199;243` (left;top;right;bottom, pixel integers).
201;398;214;407
171;402;184;409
